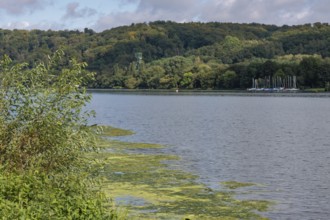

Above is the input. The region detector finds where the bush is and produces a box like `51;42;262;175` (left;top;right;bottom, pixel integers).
0;169;117;219
0;50;95;172
0;51;120;219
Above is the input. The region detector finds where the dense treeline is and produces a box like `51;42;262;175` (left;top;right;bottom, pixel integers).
1;21;330;89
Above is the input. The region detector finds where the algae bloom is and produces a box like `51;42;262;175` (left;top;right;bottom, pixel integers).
92;126;273;219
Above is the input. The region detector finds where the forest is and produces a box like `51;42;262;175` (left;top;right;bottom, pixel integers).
1;21;330;90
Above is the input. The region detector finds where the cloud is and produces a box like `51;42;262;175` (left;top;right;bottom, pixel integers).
196;0;330;25
0;0;329;32
30;20;66;30
93;0;200;31
93;0;330;31
62;2;97;20
307;0;330;24
6;21;30;29
119;0;138;4
197;0;310;24
137;0;196;13
0;0;49;14
5;19;65;30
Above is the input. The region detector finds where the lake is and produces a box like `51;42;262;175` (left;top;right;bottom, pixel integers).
87;91;330;220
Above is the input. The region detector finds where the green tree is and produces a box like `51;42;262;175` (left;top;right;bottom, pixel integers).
0;51;118;219
159;75;177;89
180;72;194;88
0;51;95;172
193;63;213;89
299;57;321;88
145;65;165;88
222;70;238;89
125;76;139;89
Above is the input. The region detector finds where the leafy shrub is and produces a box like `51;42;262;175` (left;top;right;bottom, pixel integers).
0;169;117;219
0;51;121;219
0;50;95;172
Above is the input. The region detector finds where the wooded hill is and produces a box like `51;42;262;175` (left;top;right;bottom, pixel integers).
1;21;330;90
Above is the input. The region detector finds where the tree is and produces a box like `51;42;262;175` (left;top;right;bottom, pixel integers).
0;50;95;172
193;63;213;89
145;65;165;88
222;70;238;89
125;76;139;89
180;72;194;88
159;75;177;89
0;51;118;219
299;57;321;88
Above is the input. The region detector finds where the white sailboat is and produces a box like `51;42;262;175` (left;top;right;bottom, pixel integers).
248;76;299;92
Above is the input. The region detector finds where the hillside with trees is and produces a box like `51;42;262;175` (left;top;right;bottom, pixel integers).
1;21;330;90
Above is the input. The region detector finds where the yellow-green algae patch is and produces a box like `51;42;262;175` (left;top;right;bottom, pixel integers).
97;125;135;137
93;125;272;219
221;181;259;189
104;140;164;150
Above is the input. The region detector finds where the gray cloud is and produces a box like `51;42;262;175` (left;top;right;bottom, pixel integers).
62;2;97;20
93;0;199;31
137;0;196;13
0;0;49;14
5;21;30;29
308;0;330;23
6;20;65;30
30;21;65;30
198;0;313;25
119;0;138;4
1;0;329;31
94;0;330;31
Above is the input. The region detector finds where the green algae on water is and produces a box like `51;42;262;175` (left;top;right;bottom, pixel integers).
221;181;258;189
94;125;273;219
97;125;135;137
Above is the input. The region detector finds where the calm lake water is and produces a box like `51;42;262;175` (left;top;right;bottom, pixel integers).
87;91;330;220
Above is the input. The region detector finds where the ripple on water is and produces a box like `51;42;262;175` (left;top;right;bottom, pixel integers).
88;93;330;219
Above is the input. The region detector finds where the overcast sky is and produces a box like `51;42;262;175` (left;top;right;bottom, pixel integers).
0;0;329;32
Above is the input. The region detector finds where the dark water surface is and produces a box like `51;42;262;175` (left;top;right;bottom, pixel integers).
87;91;330;220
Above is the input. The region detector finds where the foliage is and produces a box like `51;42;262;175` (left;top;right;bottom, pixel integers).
1;21;330;89
222;70;238;89
0;50;95;172
0;169;118;219
0;51;120;219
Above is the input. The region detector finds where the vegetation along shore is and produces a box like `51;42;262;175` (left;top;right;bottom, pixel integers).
0;50;273;219
1;21;330;91
1;20;330;219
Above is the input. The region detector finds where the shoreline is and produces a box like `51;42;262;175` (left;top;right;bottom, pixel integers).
88;88;330;97
95;125;273;219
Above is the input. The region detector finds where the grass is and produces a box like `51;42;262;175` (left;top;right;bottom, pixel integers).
304;88;325;93
92;125;273;219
